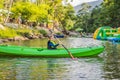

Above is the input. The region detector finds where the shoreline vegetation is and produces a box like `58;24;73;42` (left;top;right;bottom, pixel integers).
0;23;85;44
0;1;119;44
0;0;78;44
0;23;62;44
0;22;93;44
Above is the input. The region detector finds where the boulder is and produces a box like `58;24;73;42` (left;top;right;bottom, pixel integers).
0;39;3;44
13;36;28;41
0;24;5;30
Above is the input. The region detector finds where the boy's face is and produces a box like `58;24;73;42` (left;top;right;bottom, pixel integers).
49;36;52;39
50;36;55;40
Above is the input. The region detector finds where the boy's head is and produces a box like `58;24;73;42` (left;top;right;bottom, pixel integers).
48;35;53;40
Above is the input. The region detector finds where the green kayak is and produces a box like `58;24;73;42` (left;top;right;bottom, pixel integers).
0;45;104;57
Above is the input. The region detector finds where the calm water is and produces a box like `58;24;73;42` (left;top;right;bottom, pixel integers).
0;38;120;80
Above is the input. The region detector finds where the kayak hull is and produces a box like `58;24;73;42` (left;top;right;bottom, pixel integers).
0;45;104;57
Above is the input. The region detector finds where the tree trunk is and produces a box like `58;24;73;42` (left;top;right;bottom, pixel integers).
4;0;13;23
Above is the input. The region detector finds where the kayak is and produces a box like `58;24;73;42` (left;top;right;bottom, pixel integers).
0;45;104;57
54;34;64;38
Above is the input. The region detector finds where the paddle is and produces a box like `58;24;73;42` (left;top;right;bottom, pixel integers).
49;29;76;60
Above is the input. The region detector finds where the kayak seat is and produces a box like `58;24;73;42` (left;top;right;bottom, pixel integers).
37;48;43;51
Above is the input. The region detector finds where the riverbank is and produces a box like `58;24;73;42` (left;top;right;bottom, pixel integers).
0;23;93;44
0;23;49;44
0;23;69;44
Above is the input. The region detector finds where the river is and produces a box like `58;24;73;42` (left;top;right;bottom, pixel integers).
0;38;120;80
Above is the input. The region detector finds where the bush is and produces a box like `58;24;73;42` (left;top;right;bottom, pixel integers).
39;29;47;36
16;28;33;38
0;28;17;38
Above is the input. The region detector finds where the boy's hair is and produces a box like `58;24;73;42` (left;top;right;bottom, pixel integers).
48;35;52;39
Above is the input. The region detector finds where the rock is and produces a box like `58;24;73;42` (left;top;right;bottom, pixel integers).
38;34;44;38
29;35;39;39
0;24;5;30
4;23;19;28
13;36;28;41
0;39;3;44
68;31;79;37
8;38;14;41
2;39;9;42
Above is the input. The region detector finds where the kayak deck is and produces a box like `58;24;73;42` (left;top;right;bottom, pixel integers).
0;45;104;57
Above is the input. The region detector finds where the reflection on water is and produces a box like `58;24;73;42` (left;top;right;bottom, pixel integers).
0;57;104;80
5;38;103;48
0;38;120;80
103;42;120;79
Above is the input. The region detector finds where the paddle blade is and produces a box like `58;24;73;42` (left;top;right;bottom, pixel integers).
72;57;77;60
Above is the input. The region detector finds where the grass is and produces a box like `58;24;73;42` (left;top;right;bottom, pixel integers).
0;28;17;38
39;29;47;36
0;27;44;39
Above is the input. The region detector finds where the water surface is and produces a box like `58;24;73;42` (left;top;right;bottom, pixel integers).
0;38;120;80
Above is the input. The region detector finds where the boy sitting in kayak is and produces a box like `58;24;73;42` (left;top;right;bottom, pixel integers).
47;35;59;49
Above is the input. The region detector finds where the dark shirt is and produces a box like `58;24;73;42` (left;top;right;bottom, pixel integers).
47;40;59;49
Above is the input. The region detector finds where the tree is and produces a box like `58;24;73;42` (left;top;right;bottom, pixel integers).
95;0;120;27
59;4;76;33
4;0;13;23
11;2;49;23
0;0;4;8
75;3;91;33
10;0;76;33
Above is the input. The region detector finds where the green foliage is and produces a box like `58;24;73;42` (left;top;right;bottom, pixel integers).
3;0;76;34
8;0;120;34
37;4;49;22
11;0;76;31
39;29;47;36
88;0;120;32
100;0;120;27
0;28;17;38
58;4;76;31
75;28;83;32
11;2;38;21
75;3;91;32
0;27;35;38
11;1;51;23
56;32;61;35
0;27;45;39
74;1;120;33
16;28;32;37
0;0;4;8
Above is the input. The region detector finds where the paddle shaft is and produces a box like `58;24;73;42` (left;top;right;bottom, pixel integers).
49;29;75;59
56;38;75;59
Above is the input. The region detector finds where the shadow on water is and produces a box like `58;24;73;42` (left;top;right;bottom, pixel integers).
103;41;120;79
